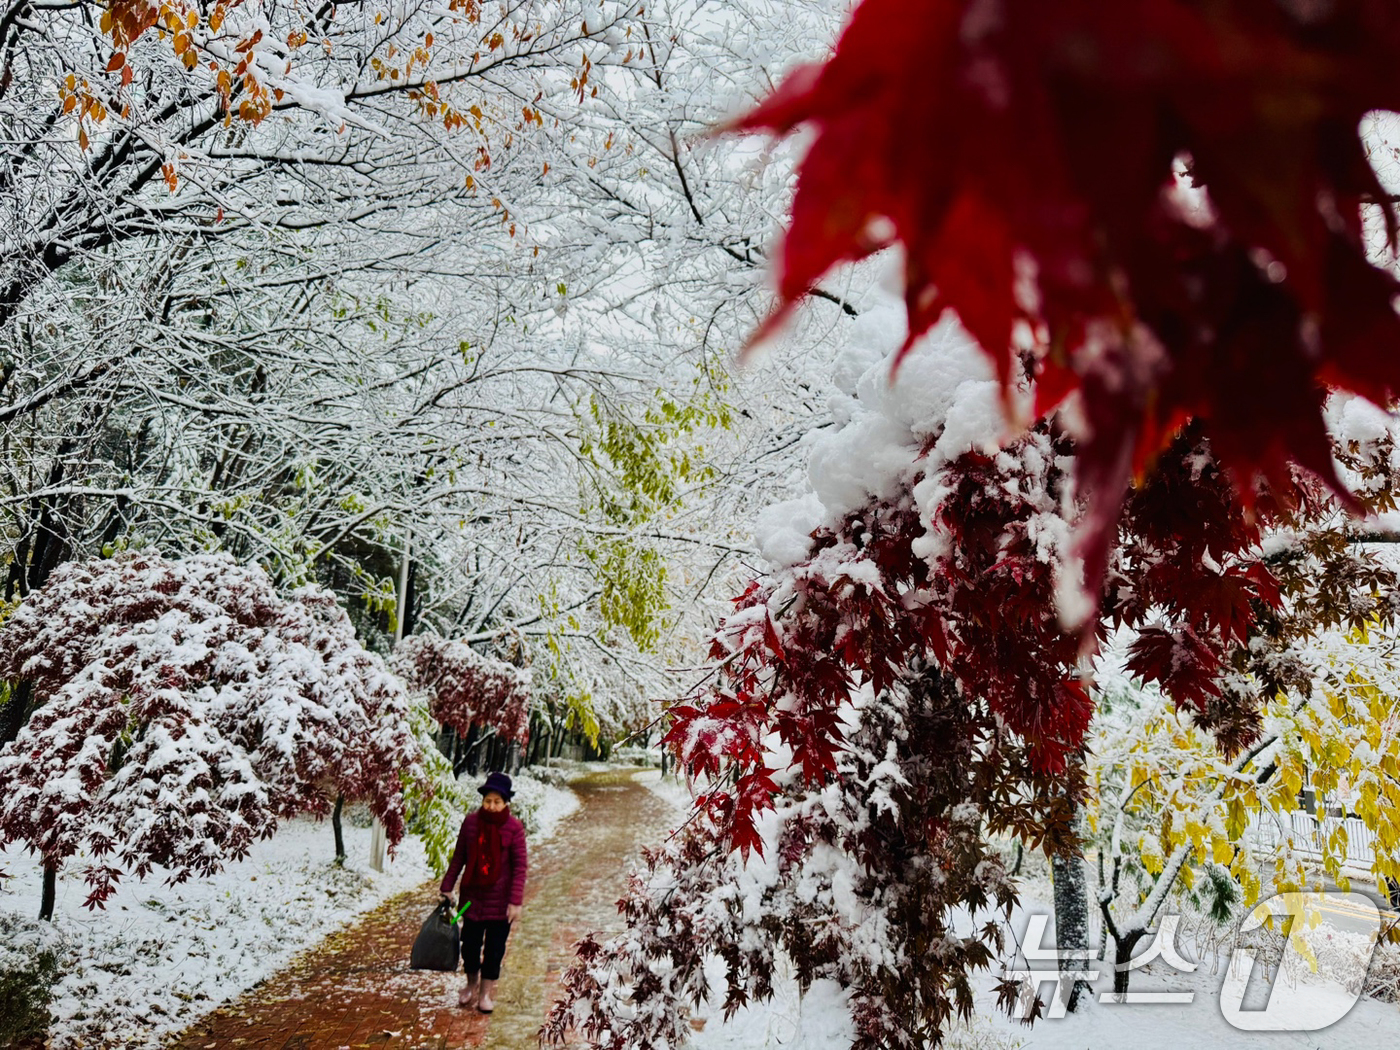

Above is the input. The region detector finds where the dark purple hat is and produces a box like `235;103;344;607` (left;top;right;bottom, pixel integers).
479;771;513;800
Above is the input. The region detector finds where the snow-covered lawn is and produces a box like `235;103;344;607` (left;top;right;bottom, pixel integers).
0;770;578;1049
637;765;692;815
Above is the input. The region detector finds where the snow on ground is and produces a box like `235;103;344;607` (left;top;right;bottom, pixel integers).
636;767;694;820
964;898;1400;1050
0;769;579;1049
689;966;854;1050
672;868;1400;1050
504;767;581;841
1;814;431;1048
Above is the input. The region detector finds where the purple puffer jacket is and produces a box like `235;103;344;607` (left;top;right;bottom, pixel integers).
439;809;528;921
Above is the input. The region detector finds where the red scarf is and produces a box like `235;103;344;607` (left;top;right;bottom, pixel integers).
463;807;508;894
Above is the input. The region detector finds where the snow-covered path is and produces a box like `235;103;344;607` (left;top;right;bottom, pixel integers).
166;767;677;1049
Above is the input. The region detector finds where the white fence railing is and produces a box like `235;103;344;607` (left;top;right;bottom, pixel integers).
1246;809;1377;868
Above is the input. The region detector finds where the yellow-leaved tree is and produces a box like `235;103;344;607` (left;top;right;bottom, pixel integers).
1090;578;1400;994
1088;409;1400;994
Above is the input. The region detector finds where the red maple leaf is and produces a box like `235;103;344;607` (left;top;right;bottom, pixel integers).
1126;622;1225;713
736;0;1400;590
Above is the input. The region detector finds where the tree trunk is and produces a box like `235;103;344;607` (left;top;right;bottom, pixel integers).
1;679;32;745
332;793;346;863
486;736;503;773
1051;849;1091;1012
460;725;479;777
38;863;57;921
1113;928;1149;995
402;558;418;636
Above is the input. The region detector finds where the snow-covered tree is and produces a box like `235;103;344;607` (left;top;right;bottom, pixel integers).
393;631;531;747
0;551;420;918
0;0;856;760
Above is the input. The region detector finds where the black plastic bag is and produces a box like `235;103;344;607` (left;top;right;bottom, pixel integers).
410;899;461;971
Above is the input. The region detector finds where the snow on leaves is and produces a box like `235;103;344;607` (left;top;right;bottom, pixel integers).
0;552;419;909
569;291;1397;1043
663;416;1095;867
738;0;1400;589
391;632;531;745
550;667;1047;1050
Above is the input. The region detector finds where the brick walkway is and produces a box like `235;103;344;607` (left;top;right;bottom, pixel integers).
167;769;678;1050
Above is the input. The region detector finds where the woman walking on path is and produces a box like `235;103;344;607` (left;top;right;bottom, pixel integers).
440;771;527;1013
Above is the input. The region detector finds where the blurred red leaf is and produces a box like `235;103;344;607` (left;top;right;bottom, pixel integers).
738;0;1400;588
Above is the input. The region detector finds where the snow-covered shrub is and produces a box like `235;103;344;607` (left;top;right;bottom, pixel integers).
943;1016;1025;1050
526;764;573;789
1363;938;1400;1003
392;632;531;744
609;744;661;767
496;771;553;837
1289;919;1400;1002
0;912;66;1043
0;552;422;911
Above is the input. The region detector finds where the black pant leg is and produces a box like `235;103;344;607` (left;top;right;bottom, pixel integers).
480;919;512;980
461;919;487;975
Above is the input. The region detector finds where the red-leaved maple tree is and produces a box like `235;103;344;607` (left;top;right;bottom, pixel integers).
392;632;531;745
548;382;1397;1049
0;552;419;914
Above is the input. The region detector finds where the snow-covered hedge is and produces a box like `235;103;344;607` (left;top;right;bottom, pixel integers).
609;743;662;767
526;764;574;789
